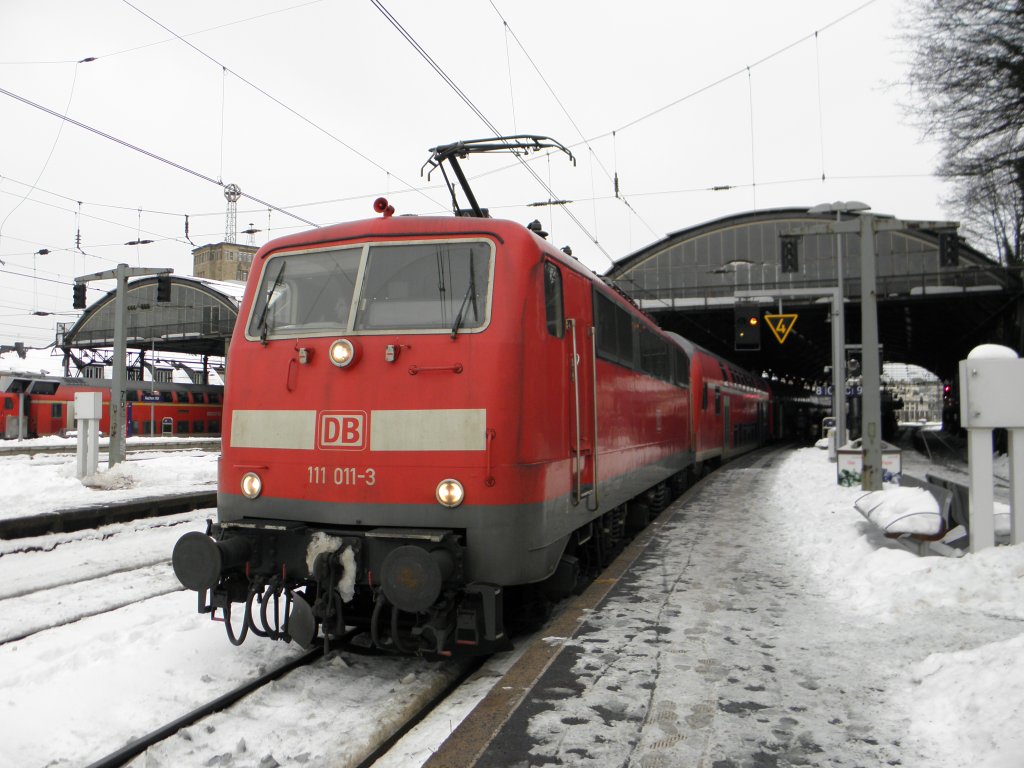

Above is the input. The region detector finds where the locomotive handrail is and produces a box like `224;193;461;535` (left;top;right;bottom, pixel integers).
569;319;596;507
569;319;582;505
408;363;463;375
588;326;600;512
485;428;496;487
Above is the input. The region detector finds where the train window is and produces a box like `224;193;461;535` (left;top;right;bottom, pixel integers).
161;417;173;435
160;391;174;403
175;392;189;404
3;397;12;410
639;329;670;381
194;392;207;404
51;403;63;418
355;242;491;333
594;291;634;367
177;420;189;433
126;390;139;402
715;386;721;415
543;262;564;338
208;419;220;432
208;392;221;404
672;348;690;387
247;247;361;339
142;421;151;435
248;240;493;338
193;420;204;432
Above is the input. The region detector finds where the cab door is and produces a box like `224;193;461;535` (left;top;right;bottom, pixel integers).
561;268;596;507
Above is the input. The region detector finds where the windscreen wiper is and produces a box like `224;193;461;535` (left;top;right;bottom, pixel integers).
257;262;286;345
450;254;478;339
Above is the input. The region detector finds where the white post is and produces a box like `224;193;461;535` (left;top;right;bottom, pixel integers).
74;391;102;479
1010;428;1024;545
966;428;996;551
959;345;1024;552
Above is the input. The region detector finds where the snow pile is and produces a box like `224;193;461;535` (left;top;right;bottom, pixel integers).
909;633;1024;768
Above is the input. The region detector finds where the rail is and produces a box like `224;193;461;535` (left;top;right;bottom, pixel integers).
82;646;324;768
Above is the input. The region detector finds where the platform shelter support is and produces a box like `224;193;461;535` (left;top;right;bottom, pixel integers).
958;345;1024;552
74;391;102;479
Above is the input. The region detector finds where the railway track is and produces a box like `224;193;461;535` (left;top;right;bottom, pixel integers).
0;437;220;457
81;634;485;768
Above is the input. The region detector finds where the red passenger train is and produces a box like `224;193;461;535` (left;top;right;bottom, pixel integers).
172;183;776;655
0;373;224;439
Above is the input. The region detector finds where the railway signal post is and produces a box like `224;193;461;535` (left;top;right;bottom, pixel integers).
74;265;172;468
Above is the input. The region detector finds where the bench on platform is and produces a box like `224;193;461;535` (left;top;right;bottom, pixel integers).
854;474;967;557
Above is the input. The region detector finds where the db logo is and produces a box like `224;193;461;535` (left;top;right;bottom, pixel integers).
318;411;367;450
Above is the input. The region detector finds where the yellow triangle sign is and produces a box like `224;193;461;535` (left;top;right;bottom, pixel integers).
763;313;798;344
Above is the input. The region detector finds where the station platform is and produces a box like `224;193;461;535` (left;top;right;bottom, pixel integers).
419;443;1019;768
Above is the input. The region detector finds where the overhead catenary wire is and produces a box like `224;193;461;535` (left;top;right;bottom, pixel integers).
0;84;318;229
0;0;329;66
487;0;658;240
121;0;446;215
370;0;614;262
474;0;886;204
0;62;81;252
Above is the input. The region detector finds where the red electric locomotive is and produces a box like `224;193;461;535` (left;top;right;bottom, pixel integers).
0;372;223;439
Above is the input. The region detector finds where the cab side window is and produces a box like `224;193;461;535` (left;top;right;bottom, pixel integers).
543;262;564;338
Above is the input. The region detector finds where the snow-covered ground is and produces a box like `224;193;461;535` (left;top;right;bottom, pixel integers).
0;438;1020;767
0;438;218;522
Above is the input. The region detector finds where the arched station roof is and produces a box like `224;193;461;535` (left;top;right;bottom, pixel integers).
58;275;244;357
605;208;1023;383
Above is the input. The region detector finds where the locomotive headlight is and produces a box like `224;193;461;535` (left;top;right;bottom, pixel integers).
328;338;356;368
435;478;465;508
240;472;263;499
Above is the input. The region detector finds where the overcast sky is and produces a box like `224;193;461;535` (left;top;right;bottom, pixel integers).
0;0;950;348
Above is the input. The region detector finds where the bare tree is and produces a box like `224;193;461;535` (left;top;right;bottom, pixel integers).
904;0;1024;265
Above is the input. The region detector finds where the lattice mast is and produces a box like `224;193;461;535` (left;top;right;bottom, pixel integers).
224;183;241;243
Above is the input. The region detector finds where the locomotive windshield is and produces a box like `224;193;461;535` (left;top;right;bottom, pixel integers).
247;240;492;339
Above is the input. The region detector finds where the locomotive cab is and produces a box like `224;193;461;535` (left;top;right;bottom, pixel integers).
173;213;541;655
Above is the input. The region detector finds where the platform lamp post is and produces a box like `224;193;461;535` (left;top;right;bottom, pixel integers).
808;201;870;450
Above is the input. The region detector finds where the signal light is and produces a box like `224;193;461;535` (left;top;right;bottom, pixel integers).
156;274;171;302
939;232;959;267
734;307;761;351
780;235;800;273
73;283;86;309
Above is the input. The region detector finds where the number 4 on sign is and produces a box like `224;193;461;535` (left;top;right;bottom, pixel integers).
763;313;798;344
